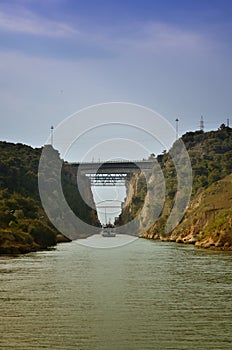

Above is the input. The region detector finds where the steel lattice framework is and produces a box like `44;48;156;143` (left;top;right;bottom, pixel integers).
71;160;154;186
86;173;130;186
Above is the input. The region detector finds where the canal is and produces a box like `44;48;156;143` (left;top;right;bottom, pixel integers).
0;237;232;349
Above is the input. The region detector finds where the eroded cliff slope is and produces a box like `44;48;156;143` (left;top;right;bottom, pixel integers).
117;126;232;249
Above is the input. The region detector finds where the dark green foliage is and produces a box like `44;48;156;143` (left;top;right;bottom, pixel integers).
61;165;100;226
0;142;41;198
0;141;100;253
156;126;232;202
156;127;232;231
182;126;232;193
26;219;57;248
161;125;232;234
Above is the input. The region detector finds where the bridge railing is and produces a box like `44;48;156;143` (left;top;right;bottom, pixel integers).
70;160;155;165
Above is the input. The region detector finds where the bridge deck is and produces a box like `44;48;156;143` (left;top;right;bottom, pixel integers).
71;160;154;174
69;160;154;186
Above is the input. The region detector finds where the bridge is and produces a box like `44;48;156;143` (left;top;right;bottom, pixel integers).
71;160;154;186
95;200;124;224
96;200;123;209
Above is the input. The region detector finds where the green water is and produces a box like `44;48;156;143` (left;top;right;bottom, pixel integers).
0;237;232;349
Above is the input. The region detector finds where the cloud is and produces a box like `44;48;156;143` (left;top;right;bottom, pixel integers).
0;7;78;38
107;21;209;55
0;1;214;61
139;22;203;50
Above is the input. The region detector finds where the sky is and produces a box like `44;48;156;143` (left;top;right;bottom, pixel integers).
1;0;232;224
1;0;232;153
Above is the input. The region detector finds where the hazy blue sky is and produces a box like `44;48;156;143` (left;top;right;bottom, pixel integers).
1;0;232;149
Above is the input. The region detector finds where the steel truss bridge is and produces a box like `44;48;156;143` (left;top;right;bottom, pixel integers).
71;160;154;186
96;200;124;209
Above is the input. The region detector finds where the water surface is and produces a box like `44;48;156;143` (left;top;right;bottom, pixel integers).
0;237;232;349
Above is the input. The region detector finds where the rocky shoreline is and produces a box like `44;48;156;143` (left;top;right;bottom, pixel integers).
141;231;232;251
0;232;71;255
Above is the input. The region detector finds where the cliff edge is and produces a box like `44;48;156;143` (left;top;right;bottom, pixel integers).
141;173;232;250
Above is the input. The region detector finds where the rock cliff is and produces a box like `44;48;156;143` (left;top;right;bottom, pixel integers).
116;126;232;250
142;173;232;250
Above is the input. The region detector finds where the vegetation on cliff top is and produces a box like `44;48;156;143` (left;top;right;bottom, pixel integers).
117;125;232;249
0;142;100;254
159;125;232;199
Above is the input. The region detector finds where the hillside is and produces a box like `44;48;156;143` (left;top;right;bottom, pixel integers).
144;174;232;249
174;173;232;249
0;142;100;254
116;125;232;249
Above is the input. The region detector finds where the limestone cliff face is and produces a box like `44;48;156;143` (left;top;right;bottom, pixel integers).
122;173;138;209
115;172;142;234
168;174;232;249
115;164;165;235
118;169;232;250
141;173;232;250
118;127;232;250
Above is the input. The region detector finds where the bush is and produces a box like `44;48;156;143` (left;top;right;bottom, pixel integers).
28;220;57;248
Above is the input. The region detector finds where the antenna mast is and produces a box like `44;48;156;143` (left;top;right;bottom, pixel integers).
50;126;54;147
175;118;179;140
200;116;204;131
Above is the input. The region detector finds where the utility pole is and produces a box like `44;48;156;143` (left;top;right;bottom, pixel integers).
227;118;230;127
175;118;179;140
51;125;54;147
200;116;204;131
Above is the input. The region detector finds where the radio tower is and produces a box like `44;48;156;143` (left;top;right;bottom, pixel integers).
175;118;179;140
50;125;54;147
200;116;204;131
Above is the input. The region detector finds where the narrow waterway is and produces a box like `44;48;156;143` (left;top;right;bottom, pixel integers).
0;237;232;350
